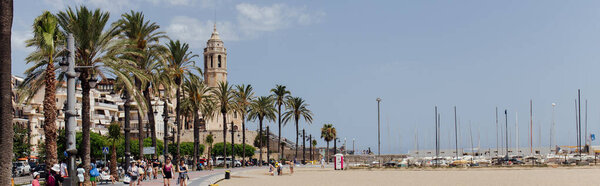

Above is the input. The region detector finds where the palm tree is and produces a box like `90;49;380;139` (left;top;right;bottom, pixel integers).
108;121;121;180
205;134;214;170
114;11;166;158
57;6;119;183
270;85;290;160
282;97;313;162
234;84;254;166
311;139;317;161
321;124;336;164
181;69;210;170
211;81;235;167
0;0;13;183
248;96;276;166
19;11;64;172
151;60;173;160
165;39;197;161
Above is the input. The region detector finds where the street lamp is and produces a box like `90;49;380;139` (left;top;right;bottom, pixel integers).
59;33;95;186
552;103;556;154
376;98;381;157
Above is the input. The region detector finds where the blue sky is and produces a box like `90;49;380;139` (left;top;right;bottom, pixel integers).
11;0;600;154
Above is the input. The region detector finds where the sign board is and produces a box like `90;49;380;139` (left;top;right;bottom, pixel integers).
102;147;109;154
143;147;155;155
592;134;596;141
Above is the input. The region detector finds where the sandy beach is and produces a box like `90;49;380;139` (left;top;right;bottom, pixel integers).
219;166;600;186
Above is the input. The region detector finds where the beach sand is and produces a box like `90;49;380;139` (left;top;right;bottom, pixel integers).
219;166;600;186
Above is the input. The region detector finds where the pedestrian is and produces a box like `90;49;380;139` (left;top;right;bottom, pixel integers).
90;161;99;186
163;157;174;186
153;158;160;179
290;159;294;174
137;160;145;185
31;172;40;186
268;163;274;176
276;161;282;176
177;159;188;186
320;156;325;168
46;164;62;186
77;164;85;186
128;161;139;186
60;160;68;178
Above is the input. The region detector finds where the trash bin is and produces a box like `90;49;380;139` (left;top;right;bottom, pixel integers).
225;170;231;179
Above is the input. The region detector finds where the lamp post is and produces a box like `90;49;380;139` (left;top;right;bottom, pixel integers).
59;34;97;186
505;109;509;161
302;129;306;164
376;98;381;156
230;121;235;168
162;99;169;160
551;103;556;154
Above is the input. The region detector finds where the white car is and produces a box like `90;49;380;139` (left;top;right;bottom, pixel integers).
13;162;31;176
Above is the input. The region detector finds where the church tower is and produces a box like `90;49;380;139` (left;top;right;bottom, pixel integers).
203;24;227;87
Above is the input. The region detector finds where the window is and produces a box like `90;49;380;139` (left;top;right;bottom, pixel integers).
210;55;213;68
218;55;222;67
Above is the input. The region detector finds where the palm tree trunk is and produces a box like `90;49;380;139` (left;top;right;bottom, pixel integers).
80;71;91;185
326;142;329;164
124;91;131;171
193;113;199;170
295;118;299;162
241;115;246;167
143;86;158;158
175;87;181;161
163;98;168;160
110;142;117;180
230;120;235;168
43;57;58;173
0;1;13;183
278;104;282;160
222;111;227;166
258;119;263;167
138;109;144;159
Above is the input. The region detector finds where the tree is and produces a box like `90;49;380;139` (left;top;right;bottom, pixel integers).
205;134;214;169
321;124;336;163
114;11;167;158
57;6;119;183
212;81;235;167
282;97;313;162
270;85;290;160
248;96;276;166
0;1;13;182
165;39;197;162
16;10;64;173
234;84;254;166
168;142;198;157
13;123;31;160
108;122;120;179
181;69;209;170
311;139;317;161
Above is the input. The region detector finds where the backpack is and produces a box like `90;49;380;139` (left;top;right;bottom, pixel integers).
90;168;100;177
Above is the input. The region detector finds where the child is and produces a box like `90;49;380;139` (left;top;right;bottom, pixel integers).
31;172;40;186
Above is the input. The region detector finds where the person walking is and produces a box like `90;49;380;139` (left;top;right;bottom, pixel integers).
137;160;145;185
153;158;160;179
77;164;85;186
90;161;99;186
177;159;188;186
128;161;139;186
47;164;63;186
31;172;40;186
60;160;69;179
162;158;174;186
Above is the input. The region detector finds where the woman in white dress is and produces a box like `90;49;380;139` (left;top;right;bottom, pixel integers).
77;164;85;186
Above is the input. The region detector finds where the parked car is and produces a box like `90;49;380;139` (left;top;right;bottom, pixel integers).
215;157;242;167
13;162;31;176
31;164;48;178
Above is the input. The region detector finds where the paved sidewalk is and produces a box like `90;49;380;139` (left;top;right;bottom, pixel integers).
102;167;260;186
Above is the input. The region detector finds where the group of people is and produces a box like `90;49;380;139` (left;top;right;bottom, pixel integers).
268;160;295;176
31;159;103;186
126;157;189;186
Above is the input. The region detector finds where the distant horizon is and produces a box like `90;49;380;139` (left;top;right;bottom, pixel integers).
11;0;600;154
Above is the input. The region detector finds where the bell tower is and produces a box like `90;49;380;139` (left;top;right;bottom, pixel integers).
203;24;227;87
